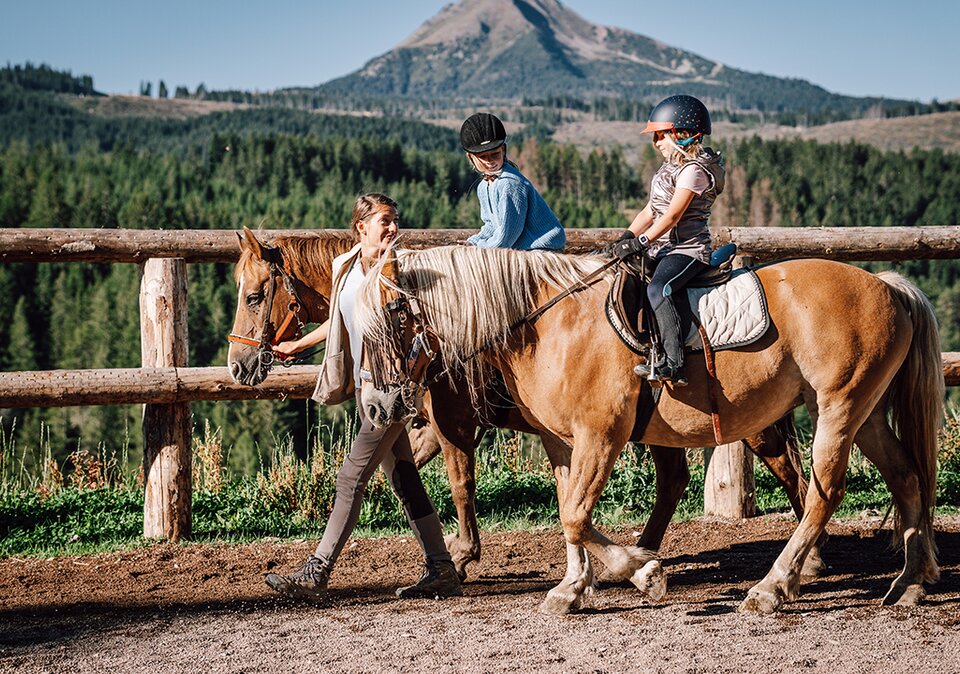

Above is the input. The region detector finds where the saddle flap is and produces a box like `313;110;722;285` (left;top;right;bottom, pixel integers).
685;269;769;352
605;267;648;356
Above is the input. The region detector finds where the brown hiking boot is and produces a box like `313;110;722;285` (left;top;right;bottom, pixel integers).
396;560;463;599
265;555;329;605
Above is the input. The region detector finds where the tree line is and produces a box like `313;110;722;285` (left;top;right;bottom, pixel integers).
1;71;960;476
0;63;98;96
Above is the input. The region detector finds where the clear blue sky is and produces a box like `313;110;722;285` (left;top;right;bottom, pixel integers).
2;0;957;102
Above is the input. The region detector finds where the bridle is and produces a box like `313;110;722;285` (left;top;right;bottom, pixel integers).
373;272;442;418
370;255;619;410
228;251;307;369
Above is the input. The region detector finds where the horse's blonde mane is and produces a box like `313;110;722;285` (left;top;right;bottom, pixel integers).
356;245;605;406
234;233;354;286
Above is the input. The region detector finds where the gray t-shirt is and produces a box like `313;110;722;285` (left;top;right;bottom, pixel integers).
337;259;366;388
676;164;712;195
647;148;725;263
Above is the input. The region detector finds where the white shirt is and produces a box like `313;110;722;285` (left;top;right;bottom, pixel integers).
337;258;366;388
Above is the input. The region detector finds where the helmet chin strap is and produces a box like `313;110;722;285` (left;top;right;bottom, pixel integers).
674;132;703;148
470;146;507;179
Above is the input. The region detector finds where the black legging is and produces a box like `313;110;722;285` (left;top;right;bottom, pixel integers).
646;254;708;368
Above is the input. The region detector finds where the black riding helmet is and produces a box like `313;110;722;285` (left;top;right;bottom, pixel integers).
641;95;711;139
460;113;507;154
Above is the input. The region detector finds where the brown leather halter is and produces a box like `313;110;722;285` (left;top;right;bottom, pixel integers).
227;253;305;367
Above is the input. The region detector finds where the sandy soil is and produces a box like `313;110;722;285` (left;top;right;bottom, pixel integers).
1;514;958;673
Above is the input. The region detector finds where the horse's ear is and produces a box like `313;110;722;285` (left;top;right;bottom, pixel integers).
382;246;400;285
241;226;269;260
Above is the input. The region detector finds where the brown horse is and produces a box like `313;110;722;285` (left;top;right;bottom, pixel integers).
227;228;816;580
356;245;942;614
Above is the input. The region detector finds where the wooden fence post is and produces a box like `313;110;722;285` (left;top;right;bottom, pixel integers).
704;442;756;518
703;253;757;519
140;258;192;541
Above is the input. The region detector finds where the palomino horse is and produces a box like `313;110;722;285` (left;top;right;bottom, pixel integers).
227;229;815;580
356;245;942;614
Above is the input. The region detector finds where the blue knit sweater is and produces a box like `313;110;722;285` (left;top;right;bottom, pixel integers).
468;164;566;250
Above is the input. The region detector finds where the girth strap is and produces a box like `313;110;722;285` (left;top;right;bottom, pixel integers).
696;320;724;446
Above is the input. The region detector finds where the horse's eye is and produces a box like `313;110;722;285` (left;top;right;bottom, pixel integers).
246;292;264;308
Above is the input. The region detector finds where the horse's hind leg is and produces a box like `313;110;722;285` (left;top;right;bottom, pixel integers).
740;413;857;614
745;422;827;578
753;451;827;578
636;446;690;550
854;407;939;606
410;417;481;581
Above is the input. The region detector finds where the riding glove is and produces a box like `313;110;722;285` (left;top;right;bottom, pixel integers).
613;234;648;260
600;229;635;256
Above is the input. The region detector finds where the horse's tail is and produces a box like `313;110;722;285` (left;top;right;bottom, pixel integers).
877;271;943;555
775;413;810;504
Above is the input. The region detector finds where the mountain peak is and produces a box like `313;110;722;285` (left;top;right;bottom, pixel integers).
397;0;678;71
320;0;889;114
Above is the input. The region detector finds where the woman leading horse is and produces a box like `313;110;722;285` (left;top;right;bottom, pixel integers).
355;244;942;615
228;228;817;585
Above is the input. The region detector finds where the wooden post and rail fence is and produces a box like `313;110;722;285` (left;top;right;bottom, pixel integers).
2;226;959;539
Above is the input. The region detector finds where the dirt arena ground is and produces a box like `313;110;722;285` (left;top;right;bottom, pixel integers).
1;514;958;674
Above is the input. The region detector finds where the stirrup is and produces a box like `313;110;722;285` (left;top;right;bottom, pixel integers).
653;365;687;387
635;361;686;387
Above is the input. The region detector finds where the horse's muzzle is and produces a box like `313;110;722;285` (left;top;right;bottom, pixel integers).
362;386;409;429
228;351;270;387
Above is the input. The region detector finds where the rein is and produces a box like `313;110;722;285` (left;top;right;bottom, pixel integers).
227;254;308;368
379;255;620;390
513;257;619;328
461;255;620;364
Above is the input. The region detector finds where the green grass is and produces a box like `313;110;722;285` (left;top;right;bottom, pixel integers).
2;417;959;558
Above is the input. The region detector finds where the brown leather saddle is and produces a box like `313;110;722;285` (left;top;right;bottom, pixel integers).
605;243;739;443
605;243;738;357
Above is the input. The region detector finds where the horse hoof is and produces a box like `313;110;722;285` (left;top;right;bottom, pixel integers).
739;587;782;614
882;582;926;607
630;560;666;602
539;591;579;615
444;535;475;581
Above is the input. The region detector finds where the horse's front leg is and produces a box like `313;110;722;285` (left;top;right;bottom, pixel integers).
436;432;480;580
540;435;665;615
539;457;598;614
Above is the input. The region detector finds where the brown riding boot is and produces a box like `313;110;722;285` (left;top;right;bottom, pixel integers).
396;559;463;599
265;555;330;605
634;357;687;387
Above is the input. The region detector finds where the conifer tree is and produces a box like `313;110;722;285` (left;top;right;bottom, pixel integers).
7;297;38;371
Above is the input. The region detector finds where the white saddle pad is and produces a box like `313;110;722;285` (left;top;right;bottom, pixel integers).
684;269;769;352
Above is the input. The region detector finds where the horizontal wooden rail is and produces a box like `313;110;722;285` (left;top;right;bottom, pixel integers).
1;226;958;263
2;355;959;408
0;366;321;408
